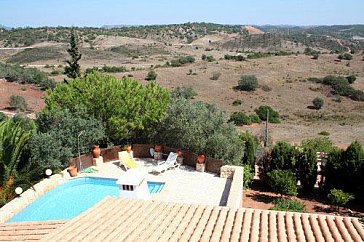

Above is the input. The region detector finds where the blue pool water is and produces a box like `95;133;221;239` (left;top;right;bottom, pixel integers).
8;177;164;223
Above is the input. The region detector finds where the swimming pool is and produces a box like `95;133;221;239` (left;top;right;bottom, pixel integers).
8;177;164;223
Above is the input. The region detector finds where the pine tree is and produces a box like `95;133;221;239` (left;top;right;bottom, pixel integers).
64;29;82;79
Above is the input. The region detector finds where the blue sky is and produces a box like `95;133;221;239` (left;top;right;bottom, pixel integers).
0;0;363;27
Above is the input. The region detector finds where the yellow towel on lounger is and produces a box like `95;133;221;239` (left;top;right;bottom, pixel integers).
118;151;139;169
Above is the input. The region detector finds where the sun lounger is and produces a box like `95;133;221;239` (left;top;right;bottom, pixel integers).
117;151;140;171
152;152;179;174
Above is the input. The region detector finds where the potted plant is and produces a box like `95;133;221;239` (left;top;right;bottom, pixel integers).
67;161;78;177
154;144;162;153
176;149;183;165
92;144;101;158
197;154;206;164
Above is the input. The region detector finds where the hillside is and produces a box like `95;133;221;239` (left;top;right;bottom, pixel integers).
0;23;363;145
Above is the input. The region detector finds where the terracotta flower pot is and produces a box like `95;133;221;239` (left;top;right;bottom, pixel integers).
197;154;206;164
67;165;78;177
154;144;162;152
177;149;183;157
92;145;101;158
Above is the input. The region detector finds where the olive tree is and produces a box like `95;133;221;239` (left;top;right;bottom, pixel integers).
31;108;106;169
151;98;244;165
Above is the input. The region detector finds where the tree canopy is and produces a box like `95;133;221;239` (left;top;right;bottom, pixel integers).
44;72;170;143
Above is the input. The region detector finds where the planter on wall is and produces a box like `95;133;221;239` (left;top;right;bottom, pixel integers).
197;154;206;164
92;145;101;158
67;165;78;177
154;144;162;152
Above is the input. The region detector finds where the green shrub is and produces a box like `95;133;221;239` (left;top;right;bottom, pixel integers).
229;112;252;125
211;72;221;80
270;199;306;212
328;188;354;212
9;95;27;111
39;79;56;90
0;112;7;122
267;169;297;197
318;131;330;136
248;114;261;123
224;54;245;61
312;97;324;109
238;75;258;91
146;70;157;81
206;55;215;62
170;86;197;100
232;99;242;106
0;62;51;87
243;167;254;189
240;132;259;170
338;53;353;60
350;90;364;101
102;65;127;73
170;55;195;67
255;106;280;123
346;75;356;84
50;70;61;75
325;141;364;201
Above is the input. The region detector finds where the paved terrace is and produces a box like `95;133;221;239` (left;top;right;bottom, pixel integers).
86;158;231;206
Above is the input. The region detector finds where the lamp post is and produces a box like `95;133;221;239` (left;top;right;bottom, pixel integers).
78;130;85;171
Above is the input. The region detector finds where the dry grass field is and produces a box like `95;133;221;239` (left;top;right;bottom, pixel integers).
1;32;363;145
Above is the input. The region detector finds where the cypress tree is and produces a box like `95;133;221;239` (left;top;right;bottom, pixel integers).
64;29;82;79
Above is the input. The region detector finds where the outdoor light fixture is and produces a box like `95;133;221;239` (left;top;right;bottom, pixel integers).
15;187;23;195
45;169;52;176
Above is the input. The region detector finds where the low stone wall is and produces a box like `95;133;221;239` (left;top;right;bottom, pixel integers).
0;171;69;223
70;146;122;170
221;165;244;209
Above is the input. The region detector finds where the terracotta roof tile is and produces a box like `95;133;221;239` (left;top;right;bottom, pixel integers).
0;220;66;241
2;197;364;242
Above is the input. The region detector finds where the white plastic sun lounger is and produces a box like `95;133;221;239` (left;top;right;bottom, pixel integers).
152;152;179;174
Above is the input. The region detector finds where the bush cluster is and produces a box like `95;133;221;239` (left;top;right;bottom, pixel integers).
168;56;195;67
229;112;261;126
0;62;56;90
229;112;252;125
312;97;324;109
247;51;292;59
338;53;353;60
238;75;258;91
202;54;215;62
255;106;280;123
85;65;127;73
224;54;245;61
270;199;306;212
307;75;364;101
9;95;27;111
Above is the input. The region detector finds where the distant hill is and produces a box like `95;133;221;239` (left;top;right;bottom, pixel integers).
0;24;11;30
0;23;363;52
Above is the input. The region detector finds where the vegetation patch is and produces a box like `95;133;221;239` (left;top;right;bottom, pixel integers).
0;62;56;90
307;75;364;101
270;199;307;212
7;47;64;64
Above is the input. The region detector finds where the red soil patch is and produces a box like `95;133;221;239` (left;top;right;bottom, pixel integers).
243;180;364;218
0;79;45;112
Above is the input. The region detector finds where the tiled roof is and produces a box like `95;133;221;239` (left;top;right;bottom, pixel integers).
2;197;363;241
0;220;66;241
39;197;364;242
